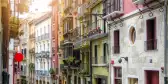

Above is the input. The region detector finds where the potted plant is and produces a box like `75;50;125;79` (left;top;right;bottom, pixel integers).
49;68;55;79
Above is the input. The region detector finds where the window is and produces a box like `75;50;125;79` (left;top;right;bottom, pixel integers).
129;26;136;44
78;77;81;84
114;67;122;84
48;43;49;51
103;0;123;16
44;44;45;51
94;45;98;64
146;18;157;50
113;30;120;54
103;43;107;63
128;78;138;84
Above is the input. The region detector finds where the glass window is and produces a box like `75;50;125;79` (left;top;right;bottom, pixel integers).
114;67;122;84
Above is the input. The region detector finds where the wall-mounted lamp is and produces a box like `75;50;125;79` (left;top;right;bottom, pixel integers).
118;57;128;63
161;67;164;73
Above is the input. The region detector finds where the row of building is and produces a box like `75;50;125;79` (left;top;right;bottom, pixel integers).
51;0;166;84
13;0;167;84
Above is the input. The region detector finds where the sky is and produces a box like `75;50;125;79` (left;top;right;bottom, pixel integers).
19;0;52;18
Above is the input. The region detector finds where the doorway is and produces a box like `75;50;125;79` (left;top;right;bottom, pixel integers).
96;78;106;84
145;70;159;84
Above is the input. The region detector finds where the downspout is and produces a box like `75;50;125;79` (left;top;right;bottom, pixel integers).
107;24;111;84
164;0;168;83
90;41;92;84
89;13;92;84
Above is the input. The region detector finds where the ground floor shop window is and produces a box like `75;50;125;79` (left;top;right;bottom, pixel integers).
95;77;107;84
78;77;80;84
114;67;122;84
128;78;138;84
145;70;159;84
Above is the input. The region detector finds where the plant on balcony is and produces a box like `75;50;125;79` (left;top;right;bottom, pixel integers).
29;63;35;72
21;76;27;84
67;56;75;64
9;16;24;38
49;68;55;74
49;68;56;79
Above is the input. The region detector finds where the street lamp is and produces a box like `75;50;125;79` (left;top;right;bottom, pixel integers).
118;57;128;63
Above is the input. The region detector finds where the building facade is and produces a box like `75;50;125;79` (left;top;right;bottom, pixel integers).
54;0;166;84
103;0;164;84
28;18;36;84
34;12;52;84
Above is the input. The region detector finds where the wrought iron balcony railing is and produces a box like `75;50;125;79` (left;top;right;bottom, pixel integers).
144;39;157;51
35;70;49;76
29;48;35;53
40;51;50;58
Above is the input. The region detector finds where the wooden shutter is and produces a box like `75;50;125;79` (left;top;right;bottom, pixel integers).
146;18;156;40
94;45;97;64
114;30;119;46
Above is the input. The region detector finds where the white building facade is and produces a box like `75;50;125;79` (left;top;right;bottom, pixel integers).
34;13;52;84
104;1;165;84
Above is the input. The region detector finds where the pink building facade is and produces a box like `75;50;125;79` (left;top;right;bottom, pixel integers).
103;0;165;84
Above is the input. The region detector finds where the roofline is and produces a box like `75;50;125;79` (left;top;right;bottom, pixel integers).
34;12;52;25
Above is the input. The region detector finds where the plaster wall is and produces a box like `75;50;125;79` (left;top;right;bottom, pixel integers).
109;8;164;84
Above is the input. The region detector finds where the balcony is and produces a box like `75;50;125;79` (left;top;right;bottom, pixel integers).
52;47;55;56
63;56;81;69
113;46;120;54
41;51;50;58
86;20;108;40
35;70;49;76
29;33;35;39
41;33;50;40
29;48;35;53
52;31;55;39
103;0;124;20
35;53;41;58
144;39;157;51
36;36;41;41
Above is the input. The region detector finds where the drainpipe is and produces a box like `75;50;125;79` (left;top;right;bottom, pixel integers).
89;41;92;84
164;0;168;83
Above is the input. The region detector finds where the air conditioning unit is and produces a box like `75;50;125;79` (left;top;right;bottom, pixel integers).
133;0;153;5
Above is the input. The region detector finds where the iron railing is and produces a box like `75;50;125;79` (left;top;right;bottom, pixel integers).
144;39;157;51
40;51;50;58
35;70;49;76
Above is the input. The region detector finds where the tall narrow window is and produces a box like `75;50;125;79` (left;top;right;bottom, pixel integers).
103;43;107;63
146;18;157;50
94;45;98;64
114;67;122;84
114;30;120;54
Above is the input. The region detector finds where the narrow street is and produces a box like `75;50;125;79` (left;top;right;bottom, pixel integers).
0;0;168;84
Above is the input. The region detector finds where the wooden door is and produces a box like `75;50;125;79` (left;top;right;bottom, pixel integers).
145;71;159;84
